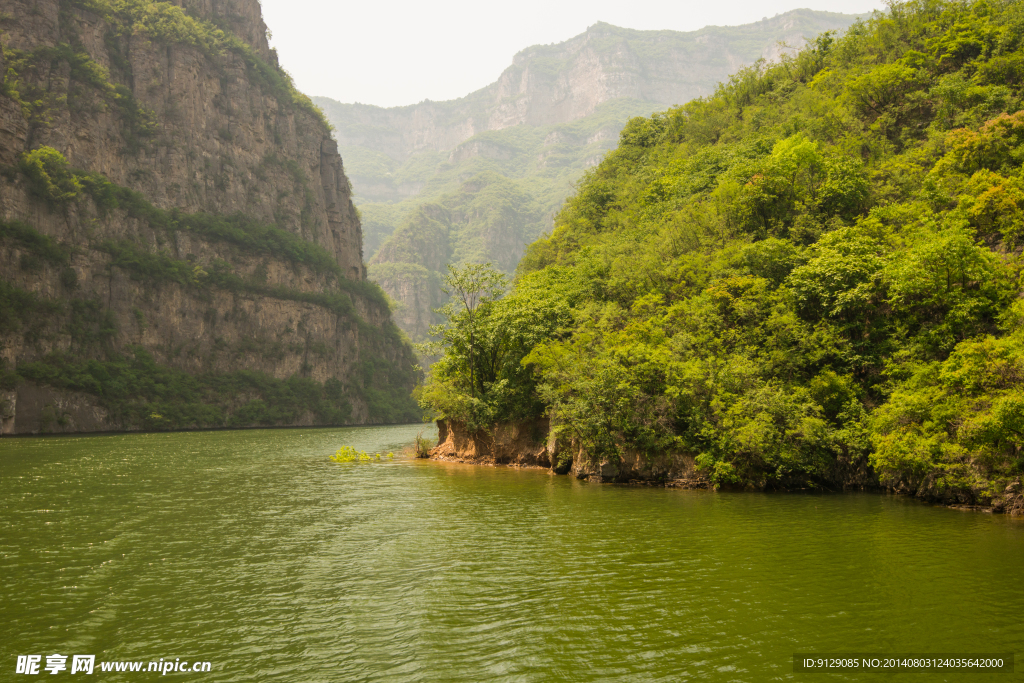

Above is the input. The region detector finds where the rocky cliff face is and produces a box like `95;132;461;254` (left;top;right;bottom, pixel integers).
0;0;418;434
2;0;363;278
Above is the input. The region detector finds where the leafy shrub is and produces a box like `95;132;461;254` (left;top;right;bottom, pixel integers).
19;147;81;204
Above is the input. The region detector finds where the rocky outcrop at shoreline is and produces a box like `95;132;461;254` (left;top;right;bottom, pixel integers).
427;419;1024;514
426;418;712;488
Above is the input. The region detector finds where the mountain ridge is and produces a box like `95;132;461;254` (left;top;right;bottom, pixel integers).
315;10;867;166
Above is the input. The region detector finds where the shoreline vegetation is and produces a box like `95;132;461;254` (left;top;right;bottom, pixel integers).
422;417;1024;515
417;0;1024;515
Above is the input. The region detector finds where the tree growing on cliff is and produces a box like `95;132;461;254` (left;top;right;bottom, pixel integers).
418;264;506;426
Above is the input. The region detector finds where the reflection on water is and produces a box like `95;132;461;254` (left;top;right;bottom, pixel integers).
1;424;1022;682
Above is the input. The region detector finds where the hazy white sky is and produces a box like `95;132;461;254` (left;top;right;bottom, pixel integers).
259;0;887;108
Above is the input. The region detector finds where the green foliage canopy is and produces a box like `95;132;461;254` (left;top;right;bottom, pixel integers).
420;0;1024;503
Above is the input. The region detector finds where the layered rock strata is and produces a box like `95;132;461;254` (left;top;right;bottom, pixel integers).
0;0;417;433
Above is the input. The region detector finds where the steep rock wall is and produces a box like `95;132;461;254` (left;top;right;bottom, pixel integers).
0;0;417;433
1;0;363;277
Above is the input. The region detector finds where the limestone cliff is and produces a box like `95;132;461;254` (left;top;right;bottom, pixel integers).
0;0;419;434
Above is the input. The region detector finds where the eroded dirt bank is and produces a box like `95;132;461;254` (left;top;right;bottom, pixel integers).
426;418;711;488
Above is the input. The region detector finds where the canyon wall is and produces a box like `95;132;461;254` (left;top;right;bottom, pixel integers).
0;0;419;434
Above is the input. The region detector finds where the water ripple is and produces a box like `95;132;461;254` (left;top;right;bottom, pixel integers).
2;426;1024;682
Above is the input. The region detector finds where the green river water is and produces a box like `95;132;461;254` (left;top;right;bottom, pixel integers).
1;424;1022;682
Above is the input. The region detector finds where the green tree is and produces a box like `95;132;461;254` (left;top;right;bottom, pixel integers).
432;263;507;399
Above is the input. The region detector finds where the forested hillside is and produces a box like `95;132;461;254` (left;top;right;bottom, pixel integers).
421;0;1024;509
315;12;864;343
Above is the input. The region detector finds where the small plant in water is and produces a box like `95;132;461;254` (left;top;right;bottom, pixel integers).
414;432;434;457
330;447;396;463
330;445;363;462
